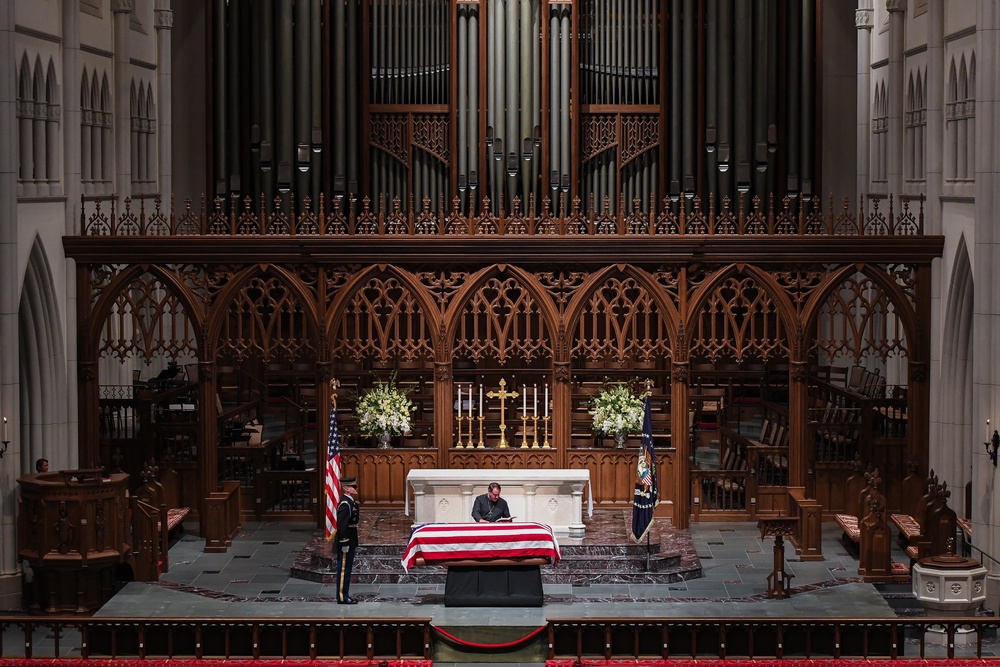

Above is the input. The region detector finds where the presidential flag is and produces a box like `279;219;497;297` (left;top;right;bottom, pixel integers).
630;395;657;542
324;395;342;541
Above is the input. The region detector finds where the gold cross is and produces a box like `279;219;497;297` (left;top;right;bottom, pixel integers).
486;378;519;448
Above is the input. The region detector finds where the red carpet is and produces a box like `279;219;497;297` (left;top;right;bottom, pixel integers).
546;660;1000;666
0;660;431;667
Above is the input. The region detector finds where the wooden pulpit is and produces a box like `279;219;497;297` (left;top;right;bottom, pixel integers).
17;469;131;614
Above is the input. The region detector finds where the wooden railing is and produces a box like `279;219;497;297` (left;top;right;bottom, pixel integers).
0;616;431;661
203;480;241;553
548;617;1000;661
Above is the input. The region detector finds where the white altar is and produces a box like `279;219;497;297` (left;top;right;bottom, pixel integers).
405;469;592;538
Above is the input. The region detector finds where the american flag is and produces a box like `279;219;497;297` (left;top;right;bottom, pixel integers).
401;522;561;571
324;396;342;541
630;395;657;542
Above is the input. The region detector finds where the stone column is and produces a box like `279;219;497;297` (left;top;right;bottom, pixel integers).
155;1;172;198
0;0;22;611
884;0;906;196
112;0;134;196
975;0;1000;615
855;4;873;196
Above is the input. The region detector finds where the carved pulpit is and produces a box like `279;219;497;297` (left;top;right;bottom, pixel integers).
17;469;131;614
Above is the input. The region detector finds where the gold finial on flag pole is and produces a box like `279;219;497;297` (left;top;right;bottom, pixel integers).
330;377;340;409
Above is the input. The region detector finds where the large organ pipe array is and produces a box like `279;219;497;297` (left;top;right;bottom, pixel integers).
370;0;450;214
209;0;819;218
580;0;659;214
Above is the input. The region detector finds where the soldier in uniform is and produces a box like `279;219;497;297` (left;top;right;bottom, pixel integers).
335;476;360;604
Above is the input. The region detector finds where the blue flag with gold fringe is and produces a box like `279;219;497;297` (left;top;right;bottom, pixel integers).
630;395;657;542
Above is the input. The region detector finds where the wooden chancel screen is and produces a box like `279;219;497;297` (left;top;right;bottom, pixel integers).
67;193;940;549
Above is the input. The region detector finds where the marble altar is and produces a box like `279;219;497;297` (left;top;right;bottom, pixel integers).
405;469;592;538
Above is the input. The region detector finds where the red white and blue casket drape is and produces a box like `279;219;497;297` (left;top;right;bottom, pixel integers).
401;521;561;571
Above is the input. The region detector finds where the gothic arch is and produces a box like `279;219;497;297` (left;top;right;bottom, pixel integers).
441;264;560;364
938;237;974;513
800;264;921;365
205;264;321;362
84;264;206;361
561;264;681;364
18;238;70;471
683;264;798;362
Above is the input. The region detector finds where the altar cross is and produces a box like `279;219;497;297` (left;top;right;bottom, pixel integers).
487;378;519;448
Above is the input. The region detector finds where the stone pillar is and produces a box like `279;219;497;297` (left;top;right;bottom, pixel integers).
112;0;134;196
855;4;873;197
974;0;1000;615
0;0;22;612
885;0;906;196
155;1;173;198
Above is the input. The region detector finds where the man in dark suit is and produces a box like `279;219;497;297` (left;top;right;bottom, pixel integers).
471;482;511;522
335;476;360;604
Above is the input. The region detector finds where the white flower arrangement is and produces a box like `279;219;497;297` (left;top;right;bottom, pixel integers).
591;381;644;436
356;375;415;437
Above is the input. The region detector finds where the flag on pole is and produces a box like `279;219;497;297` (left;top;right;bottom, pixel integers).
630;395;657;542
324;388;342;541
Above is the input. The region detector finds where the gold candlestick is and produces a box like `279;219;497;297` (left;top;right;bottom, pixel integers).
487;379;519;449
542;415;551;448
520;416;529;448
466;416;475;448
455;413;463;448
531;416;540;448
476;415;485;448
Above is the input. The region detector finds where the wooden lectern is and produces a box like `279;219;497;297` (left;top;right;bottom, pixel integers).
17;469;131;614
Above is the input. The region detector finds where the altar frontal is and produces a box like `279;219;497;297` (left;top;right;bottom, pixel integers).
405;469;592;538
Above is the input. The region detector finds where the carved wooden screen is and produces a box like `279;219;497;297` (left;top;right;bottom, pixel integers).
96;267;198;365
331;273;435;365
453;275;552;365
812;267;912;363
571;274;673;366
217;272;316;363
688;271;790;362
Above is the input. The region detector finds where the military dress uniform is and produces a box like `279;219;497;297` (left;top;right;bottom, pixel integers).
335;477;360;604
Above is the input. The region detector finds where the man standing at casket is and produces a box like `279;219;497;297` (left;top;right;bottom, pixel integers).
335;476;360;604
471;482;511;522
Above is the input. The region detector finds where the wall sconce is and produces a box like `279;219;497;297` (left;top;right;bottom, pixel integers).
1;416;8;458
986;420;999;467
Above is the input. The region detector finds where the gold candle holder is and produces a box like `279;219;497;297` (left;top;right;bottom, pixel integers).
542;415;551;449
520;416;529;448
531;416;540;448
476;415;485;448
456;413;464;448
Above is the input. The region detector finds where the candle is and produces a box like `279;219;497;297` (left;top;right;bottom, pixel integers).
457;386;462;417
479;384;483;417
523;385;527;416
2;417;6;441
470;385;474;419
545;384;549;418
534;384;538;417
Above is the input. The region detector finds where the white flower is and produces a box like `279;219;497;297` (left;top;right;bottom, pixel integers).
591;383;644;436
356;376;416;437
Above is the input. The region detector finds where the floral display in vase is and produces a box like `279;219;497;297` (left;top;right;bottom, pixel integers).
356;374;416;448
591;381;644;448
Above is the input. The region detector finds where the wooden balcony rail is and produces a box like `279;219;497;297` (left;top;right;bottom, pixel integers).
547;617;1000;661
0;617;431;661
80;191;925;239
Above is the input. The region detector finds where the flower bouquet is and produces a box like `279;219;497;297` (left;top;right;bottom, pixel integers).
591;381;644;448
356;375;416;448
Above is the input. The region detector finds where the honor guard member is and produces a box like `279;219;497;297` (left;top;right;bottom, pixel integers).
335;476;360;604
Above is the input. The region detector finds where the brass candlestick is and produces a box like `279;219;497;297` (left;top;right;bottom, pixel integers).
531;416;540;448
542;415;551;448
466;416;475;448
487;379;518;449
476;415;485;448
520;416;529;448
